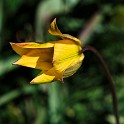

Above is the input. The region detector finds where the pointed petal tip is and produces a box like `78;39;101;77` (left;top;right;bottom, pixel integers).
10;42;14;46
53;18;56;22
30;80;34;84
48;18;81;44
12;61;18;65
30;78;38;84
12;62;16;65
10;42;17;45
12;59;21;65
30;80;51;84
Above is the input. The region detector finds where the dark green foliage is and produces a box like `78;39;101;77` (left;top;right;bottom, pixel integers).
0;0;123;124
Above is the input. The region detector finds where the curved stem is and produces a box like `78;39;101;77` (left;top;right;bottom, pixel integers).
82;46;119;124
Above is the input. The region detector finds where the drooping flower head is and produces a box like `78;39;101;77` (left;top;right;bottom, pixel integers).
10;18;84;84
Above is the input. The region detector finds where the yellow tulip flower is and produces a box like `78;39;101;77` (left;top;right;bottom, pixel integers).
10;18;84;84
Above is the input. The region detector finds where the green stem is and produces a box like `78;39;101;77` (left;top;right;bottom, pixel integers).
82;46;119;124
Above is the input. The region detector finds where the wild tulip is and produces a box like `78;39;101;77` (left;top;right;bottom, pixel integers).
10;19;84;84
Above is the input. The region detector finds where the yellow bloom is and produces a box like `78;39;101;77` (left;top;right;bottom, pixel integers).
10;18;84;84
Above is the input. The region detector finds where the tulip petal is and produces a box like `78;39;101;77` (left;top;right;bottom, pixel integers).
14;48;53;70
31;72;55;84
54;54;84;75
45;67;63;81
63;57;83;78
48;18;81;44
53;39;82;64
10;42;54;55
53;40;84;75
31;67;62;84
48;18;62;36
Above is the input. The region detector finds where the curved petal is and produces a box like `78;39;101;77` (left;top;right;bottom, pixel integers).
13;48;53;70
54;54;84;75
48;18;62;36
53;39;84;75
48;18;81;44
53;39;82;64
31;72;55;84
63;57;83;78
45;67;63;81
31;67;63;84
62;34;81;45
10;42;54;55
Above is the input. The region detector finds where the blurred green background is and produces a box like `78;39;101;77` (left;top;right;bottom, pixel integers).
0;0;124;124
